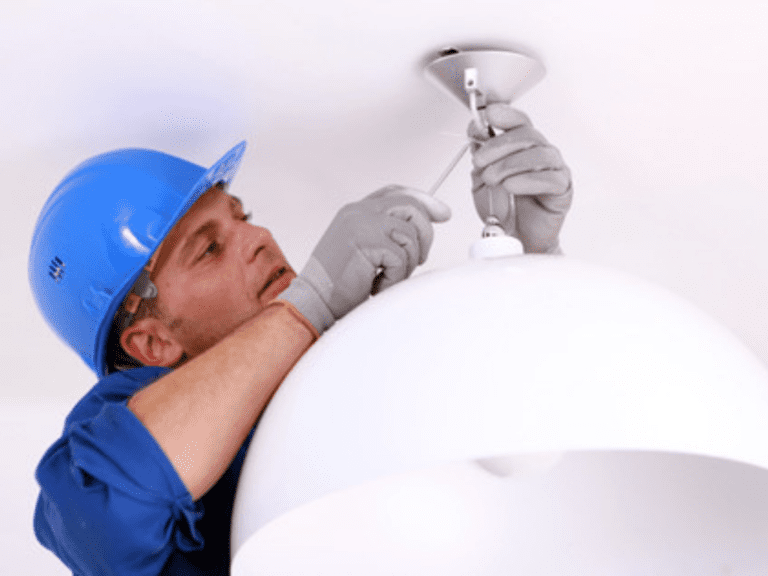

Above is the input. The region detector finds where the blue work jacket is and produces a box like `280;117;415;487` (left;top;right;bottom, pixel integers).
33;366;256;575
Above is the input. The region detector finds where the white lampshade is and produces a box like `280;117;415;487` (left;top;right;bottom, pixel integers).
231;255;768;574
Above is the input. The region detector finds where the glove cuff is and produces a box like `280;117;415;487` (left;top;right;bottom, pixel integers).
277;273;336;335
264;299;321;341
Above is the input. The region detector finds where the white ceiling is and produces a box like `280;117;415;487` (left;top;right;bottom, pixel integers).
2;0;767;398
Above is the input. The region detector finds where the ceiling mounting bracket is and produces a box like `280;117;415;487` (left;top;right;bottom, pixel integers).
424;47;546;109
463;67;489;134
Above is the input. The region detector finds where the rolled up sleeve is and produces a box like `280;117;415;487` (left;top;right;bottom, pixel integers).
34;370;204;576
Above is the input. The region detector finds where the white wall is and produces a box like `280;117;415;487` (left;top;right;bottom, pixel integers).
2;0;767;573
2;401;75;574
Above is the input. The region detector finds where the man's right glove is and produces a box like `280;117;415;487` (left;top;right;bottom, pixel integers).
469;104;573;254
278;185;451;335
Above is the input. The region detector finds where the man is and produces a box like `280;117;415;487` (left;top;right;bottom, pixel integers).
29;104;572;575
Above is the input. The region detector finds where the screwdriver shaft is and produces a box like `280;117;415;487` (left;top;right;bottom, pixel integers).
427;141;472;196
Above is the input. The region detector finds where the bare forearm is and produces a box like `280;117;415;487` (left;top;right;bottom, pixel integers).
127;302;316;501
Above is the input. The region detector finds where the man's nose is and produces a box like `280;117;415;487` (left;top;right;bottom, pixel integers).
241;225;273;264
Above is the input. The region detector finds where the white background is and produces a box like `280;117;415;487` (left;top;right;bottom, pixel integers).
1;0;766;573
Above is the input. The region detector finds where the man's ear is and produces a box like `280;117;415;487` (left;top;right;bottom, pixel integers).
119;317;185;367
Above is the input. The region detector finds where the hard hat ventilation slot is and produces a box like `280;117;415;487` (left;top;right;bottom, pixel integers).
48;256;65;283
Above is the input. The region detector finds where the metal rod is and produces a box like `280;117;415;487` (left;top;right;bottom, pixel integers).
427;141;472;196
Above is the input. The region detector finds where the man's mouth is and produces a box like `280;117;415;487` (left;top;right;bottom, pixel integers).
258;266;288;298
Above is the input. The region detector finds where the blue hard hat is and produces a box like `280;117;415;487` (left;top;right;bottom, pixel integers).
29;141;247;378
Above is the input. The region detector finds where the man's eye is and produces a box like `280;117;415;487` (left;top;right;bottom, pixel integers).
241;212;252;222
199;241;219;260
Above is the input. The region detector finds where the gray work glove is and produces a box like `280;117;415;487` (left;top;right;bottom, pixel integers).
469;104;573;254
279;185;451;334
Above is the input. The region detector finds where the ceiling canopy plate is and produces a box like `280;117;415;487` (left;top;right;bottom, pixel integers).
424;48;546;108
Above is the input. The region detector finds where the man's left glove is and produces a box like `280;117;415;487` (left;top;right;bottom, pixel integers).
469;104;573;254
279;185;451;335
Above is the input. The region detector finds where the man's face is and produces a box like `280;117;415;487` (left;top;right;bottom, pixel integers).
148;185;296;358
